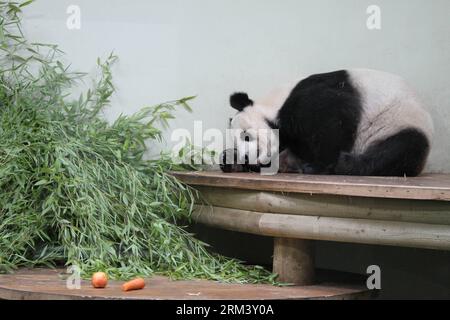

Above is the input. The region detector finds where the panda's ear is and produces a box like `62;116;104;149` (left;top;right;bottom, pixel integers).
230;92;254;111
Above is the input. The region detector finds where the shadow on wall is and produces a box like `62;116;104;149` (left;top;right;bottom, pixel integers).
189;223;450;299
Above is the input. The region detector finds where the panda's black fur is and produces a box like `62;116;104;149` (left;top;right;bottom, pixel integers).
230;92;254;111
226;69;433;177
277;70;362;174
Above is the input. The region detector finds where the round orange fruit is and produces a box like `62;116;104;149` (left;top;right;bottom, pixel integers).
91;272;108;288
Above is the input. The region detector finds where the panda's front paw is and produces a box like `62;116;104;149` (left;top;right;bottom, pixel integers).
220;148;255;173
220;149;240;172
335;152;355;174
300;163;333;175
300;163;318;174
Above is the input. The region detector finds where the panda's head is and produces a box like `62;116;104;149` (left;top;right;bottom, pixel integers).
228;92;279;166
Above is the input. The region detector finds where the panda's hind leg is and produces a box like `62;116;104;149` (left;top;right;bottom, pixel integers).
334;128;430;177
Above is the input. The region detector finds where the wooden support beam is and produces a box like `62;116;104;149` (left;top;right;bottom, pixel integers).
193;205;450;251
175;171;450;289
195;186;450;225
273;238;315;285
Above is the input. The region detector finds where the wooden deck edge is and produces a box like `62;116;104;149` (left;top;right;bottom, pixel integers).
0;286;372;301
0;269;372;300
172;171;450;201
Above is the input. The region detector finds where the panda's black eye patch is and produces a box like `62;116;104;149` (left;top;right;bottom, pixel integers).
240;131;254;142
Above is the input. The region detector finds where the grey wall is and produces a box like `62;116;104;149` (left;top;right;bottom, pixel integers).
24;0;450;171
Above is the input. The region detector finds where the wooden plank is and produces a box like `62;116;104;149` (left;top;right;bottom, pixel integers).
0;268;370;300
195;186;450;225
273;238;315;285
172;171;450;201
193;205;450;251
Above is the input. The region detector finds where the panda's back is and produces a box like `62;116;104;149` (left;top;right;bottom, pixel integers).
274;68;433;175
347;68;434;154
277;68;433;155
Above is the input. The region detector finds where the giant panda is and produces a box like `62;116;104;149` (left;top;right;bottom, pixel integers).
222;69;433;176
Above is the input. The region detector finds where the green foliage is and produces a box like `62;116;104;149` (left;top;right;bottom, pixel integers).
0;1;275;283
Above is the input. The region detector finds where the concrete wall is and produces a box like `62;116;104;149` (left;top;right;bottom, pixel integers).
23;0;450;171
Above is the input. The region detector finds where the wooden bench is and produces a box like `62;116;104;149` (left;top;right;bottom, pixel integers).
172;171;450;285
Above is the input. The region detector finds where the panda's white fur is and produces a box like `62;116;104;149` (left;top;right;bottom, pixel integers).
349;69;433;154
230;81;297;164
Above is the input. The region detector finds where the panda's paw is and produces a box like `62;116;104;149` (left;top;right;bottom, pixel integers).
300;163;320;174
335;152;357;175
220;163;237;173
300;163;335;175
220;149;240;172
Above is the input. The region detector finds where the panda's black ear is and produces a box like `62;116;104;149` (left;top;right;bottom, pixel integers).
230;92;253;111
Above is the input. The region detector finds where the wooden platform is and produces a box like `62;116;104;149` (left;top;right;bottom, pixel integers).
0;269;371;300
172;171;450;285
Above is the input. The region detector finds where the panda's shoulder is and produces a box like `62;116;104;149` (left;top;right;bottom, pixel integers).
287;70;358;96
294;68;404;87
346;68;409;90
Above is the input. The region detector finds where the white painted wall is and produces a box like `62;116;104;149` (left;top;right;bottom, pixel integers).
23;0;450;172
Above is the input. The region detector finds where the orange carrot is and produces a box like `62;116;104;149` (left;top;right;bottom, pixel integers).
122;278;145;292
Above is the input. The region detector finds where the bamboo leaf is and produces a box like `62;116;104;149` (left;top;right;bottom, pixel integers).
0;1;275;284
